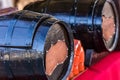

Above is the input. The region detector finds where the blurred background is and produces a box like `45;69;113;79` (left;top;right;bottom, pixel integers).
0;0;40;10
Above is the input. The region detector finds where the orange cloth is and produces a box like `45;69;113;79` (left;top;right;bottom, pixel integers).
67;39;85;80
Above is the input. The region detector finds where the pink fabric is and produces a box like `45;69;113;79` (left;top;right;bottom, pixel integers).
74;52;120;80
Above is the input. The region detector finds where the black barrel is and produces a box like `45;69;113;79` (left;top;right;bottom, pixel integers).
24;0;119;52
0;10;74;80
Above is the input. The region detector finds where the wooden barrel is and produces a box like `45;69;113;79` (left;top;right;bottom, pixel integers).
0;10;74;80
24;0;119;52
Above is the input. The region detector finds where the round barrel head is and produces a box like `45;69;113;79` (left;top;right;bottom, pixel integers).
44;21;74;80
102;1;119;51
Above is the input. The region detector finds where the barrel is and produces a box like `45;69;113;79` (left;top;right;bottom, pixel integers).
0;10;74;80
24;0;119;52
